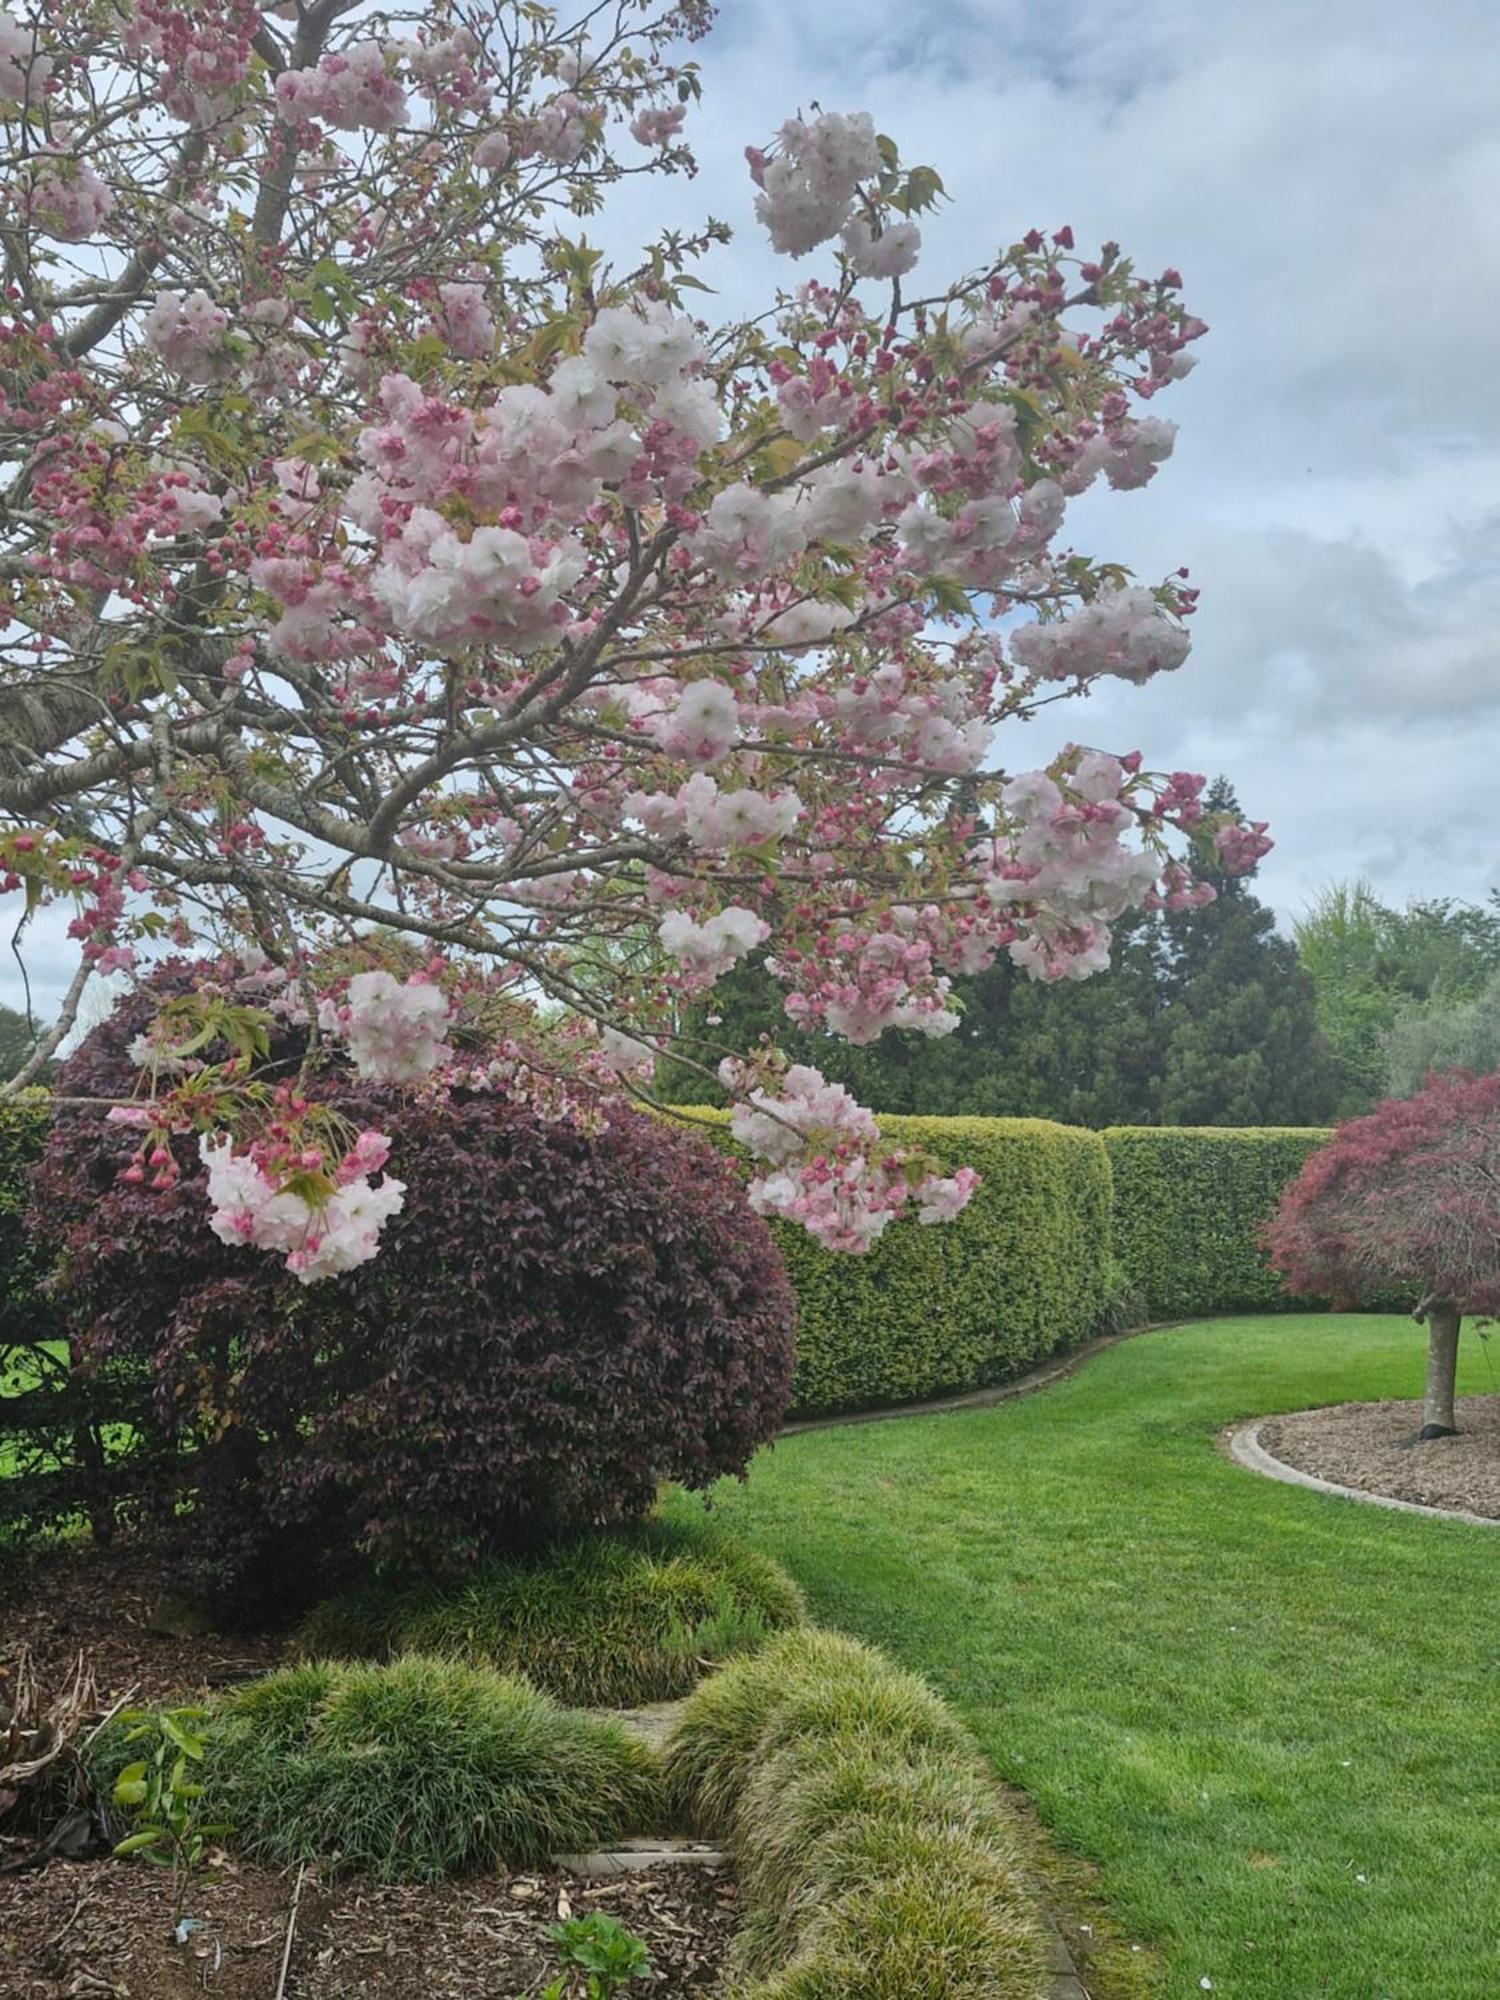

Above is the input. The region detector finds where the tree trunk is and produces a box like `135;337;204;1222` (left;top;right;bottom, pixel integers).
1420;1302;1462;1439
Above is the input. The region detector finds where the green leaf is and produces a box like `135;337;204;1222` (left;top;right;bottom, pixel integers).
161;1712;206;1759
114;1829;166;1855
924;574;974;618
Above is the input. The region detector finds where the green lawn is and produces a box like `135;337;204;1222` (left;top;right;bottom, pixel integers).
663;1315;1500;2000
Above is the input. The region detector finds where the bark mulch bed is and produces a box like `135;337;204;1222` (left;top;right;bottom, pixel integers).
0;1542;736;2000
0;1541;288;1712
0;1856;736;2000
1258;1393;1500;1519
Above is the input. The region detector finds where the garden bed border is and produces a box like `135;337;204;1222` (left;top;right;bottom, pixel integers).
1224;1417;1500;1529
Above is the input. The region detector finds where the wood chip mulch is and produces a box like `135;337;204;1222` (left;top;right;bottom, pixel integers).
0;1541;288;1713
0;1854;737;1999
0;1542;737;1999
1259;1392;1500;1518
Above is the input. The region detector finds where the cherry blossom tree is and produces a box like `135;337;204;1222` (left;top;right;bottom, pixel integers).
0;0;1267;1276
1264;1071;1500;1440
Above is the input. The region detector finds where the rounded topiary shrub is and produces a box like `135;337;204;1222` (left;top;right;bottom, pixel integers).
32;961;797;1620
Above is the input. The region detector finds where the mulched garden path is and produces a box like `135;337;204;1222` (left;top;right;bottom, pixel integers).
0;1542;736;2000
1258;1392;1500;1518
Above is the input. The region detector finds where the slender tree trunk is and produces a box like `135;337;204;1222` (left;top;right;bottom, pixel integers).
1420;1302;1462;1439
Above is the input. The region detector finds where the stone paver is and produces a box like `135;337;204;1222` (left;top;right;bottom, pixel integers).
603;1698;688;1752
555;1837;730;1879
1041;1912;1090;1998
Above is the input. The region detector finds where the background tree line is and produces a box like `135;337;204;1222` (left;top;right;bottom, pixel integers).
7;802;1497;1127
666;780;1500;1125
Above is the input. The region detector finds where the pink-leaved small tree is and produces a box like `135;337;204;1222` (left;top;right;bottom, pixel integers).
1264;1070;1500;1440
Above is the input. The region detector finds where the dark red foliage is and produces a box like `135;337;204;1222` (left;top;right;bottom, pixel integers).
30;963;796;1622
1263;1069;1500;1317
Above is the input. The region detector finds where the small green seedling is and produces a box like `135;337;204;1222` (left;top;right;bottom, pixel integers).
662;1584;771;1669
535;1911;652;1999
110;1705;229;1912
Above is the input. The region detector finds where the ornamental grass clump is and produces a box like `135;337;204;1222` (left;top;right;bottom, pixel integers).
663;1628;1046;2000
296;1518;806;1705
662;1627;971;1836
732;1861;1046;2000
94;1655;660;1883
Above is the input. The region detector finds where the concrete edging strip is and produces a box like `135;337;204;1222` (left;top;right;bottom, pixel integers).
1226;1419;1500;1530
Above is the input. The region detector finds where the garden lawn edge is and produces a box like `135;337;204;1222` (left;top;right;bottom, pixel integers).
1225;1417;1500;1529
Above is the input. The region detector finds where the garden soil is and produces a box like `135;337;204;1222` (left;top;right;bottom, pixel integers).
1259;1392;1500;1518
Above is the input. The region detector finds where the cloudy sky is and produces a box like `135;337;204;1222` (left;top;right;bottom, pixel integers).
646;0;1500;923
4;0;1497;1021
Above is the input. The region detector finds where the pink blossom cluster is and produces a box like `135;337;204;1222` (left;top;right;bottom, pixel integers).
897;475;1066;587
260;306;722;663
593;1024;659;1080
657;906;770;987
1008;587;1192;685
0;11;50;102
748;110;884;257
690;483;808;579
1215;818;1275;874
63;851;145;974
532;92;591;163
630;103;686;148
432;282;495;360
120;0;263;125
1065;415;1180;493
322;970;453;1085
396;28;486;111
625;773;804;853
276;45;408;133
142;290;236;384
841;214;921;280
31;159;114;243
373;511;586;656
1145;860;1216;914
199;1129;406;1285
616;678;740;766
780;925;960;1044
723;1060;979;1252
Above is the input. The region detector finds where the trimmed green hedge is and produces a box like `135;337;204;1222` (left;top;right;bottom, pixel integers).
1105;1126;1330;1320
676;1111;1114;1417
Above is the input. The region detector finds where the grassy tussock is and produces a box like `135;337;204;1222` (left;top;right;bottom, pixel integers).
663;1629;1047;2000
731;1863;1045;1999
96;1654;661;1882
295;1518;805;1706
661;1626;968;1834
